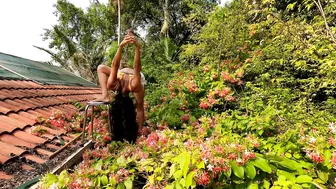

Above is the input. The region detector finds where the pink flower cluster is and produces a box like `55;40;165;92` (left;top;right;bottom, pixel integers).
145;132;167;150
331;151;336;169
109;168;130;184
184;80;199;93
200;100;211;109
196;171;210;185
308;152;324;163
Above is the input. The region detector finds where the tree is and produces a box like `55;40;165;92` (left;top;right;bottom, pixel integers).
36;0;117;82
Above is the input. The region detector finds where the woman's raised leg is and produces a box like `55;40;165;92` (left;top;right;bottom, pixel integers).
94;65;111;102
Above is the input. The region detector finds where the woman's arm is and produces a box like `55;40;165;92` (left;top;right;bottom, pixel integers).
107;36;132;89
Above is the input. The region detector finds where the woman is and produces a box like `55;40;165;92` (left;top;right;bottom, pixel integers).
94;31;145;135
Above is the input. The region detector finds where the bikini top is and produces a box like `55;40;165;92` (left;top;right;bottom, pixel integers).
111;72;134;94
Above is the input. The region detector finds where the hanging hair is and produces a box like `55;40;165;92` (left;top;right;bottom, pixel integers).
110;92;138;143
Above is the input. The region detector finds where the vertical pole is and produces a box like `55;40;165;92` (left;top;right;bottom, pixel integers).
118;0;121;45
90;106;94;140
107;104;113;137
82;105;90;143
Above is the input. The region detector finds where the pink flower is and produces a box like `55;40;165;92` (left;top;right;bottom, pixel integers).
204;66;210;72
228;153;237;160
208;95;216;105
225;96;235;102
212;166;222;177
329;136;335;146
181;114;190;122
236;158;246;166
200;101;210;109
308;152;324;163
196;171;210;185
331;151;336;169
219;87;231;97
211;74;217;80
243;151;256;161
146;133;159;148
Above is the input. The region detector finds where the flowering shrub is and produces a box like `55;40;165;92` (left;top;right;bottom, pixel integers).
39;108;336;188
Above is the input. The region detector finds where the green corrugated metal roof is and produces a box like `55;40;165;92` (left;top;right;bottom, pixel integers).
0;67;23;79
0;52;97;87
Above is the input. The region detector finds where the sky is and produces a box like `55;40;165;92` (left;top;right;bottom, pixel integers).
0;0;230;62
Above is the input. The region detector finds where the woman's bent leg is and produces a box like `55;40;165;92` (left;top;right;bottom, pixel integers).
94;65;111;102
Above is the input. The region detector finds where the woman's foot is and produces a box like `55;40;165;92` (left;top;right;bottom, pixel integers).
92;95;110;102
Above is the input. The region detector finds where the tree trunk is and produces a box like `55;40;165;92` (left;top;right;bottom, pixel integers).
161;0;170;37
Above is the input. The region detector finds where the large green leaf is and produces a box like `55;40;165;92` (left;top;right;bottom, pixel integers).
296;175;312;183
317;171;329;183
276;170;295;181
186;171;196;189
231;161;244;179
124;178;133;189
100;175;109;185
244;162;256;179
252;158;272;174
248;183;259;189
169;163;176;178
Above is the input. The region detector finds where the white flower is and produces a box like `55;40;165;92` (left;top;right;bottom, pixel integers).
203;158;208;164
329;122;336;134
49;183;58;189
236;158;243;163
207;164;214;171
309;137;316;144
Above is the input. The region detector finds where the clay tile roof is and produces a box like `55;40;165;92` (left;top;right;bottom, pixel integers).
0;79;101;181
0;53;104;182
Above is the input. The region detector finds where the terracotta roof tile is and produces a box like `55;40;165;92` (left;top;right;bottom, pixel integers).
61;135;73;142
23;154;46;164
8;113;36;126
0;171;13;180
2;99;25;112
0;154;10;164
0;115;20;133
0;134;36;148
35;148;54;156
41;133;56;140
12;130;47;144
26;110;44;118
11;99;35;110
0;80;17;89
0;105;11;115
0;115;29;131
20;98;41;109
17;111;38;122
0;141;26;156
31;108;50;117
44;143;61;150
0;101;14;114
21;164;34;170
39;126;66;135
0;89;11;99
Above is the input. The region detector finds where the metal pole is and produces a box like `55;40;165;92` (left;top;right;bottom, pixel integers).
90;106;94;139
81;105;90;143
107;104;112;136
118;0;121;45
